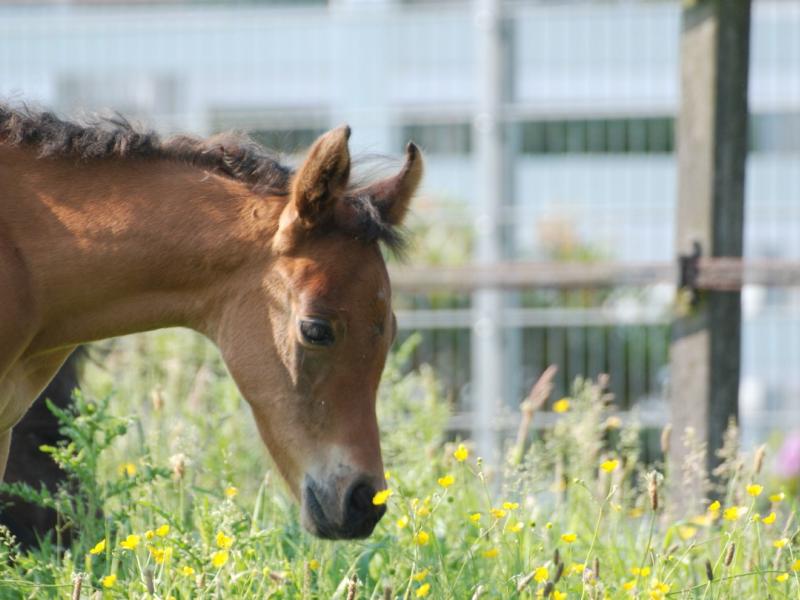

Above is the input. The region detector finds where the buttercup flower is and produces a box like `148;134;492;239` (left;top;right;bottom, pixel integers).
211;550;229;568
414;531;430;546
120;534;140;550
773;538;788;549
469;513;481;523
89;539;106;555
600;459;619;473
397;516;409;529
746;484;763;497
216;531;234;549
770;492;785;503
180;566;195;576
490;508;507;519
453;444;469;462
708;500;721;512
416;583;430;598
776;573;789;582
553;398;570;413
102;574;117;588
412;569;429;582
308;559;320;571
561;533;577;543
723;506;746;521
533;566;548;583
372;489;393;506
437;474;455;488
156;524;170;537
224;486;238;498
502;501;519;511
482;547;499;558
762;512;776;525
508;521;524;533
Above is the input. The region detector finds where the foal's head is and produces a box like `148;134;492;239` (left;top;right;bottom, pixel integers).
215;126;421;539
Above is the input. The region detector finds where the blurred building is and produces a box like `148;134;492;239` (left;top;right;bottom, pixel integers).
1;0;798;444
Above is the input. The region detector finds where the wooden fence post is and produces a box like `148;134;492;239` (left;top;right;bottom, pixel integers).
669;0;751;510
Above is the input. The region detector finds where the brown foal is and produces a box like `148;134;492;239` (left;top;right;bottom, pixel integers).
0;105;422;539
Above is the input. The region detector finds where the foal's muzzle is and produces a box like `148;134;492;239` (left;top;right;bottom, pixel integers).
302;476;386;540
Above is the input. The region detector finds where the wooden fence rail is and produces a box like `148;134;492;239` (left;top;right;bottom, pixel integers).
390;258;800;293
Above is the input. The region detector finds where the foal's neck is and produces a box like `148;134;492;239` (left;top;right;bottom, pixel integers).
3;148;279;354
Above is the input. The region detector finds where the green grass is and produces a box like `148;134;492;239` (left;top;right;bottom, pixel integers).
0;330;798;599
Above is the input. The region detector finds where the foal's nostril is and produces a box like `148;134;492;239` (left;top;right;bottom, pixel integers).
344;481;386;535
350;482;377;513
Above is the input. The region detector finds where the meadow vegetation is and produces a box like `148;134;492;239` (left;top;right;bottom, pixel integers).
0;330;797;599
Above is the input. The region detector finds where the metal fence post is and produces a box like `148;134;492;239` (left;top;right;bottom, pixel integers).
472;0;505;465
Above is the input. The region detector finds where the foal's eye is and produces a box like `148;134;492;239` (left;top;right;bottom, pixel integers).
299;318;335;347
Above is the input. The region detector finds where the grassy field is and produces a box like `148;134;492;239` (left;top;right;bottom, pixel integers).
0;330;798;599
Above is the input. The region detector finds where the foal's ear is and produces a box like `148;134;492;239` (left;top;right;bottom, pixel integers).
291;125;352;228
356;142;423;226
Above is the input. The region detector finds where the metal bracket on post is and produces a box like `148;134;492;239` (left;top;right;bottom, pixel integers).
678;240;702;305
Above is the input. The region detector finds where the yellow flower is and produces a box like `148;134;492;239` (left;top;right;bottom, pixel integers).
623;579;636;591
397;516;409;529
148;546;173;564
211;550;229;568
224;486;238;499
416;505;431;517
145;530;155;540
437;474;455;488
553;398;569;413
119;534;140;550
628;507;644;518
101;574;117;588
533;566;548;583
89;539;106;555
216;531;234;549
553;592;566;600
118;463;136;477
156;524;170;537
372;489;393;506
180;566;195;576
773;538;789;549
502;501;519;511
508;521;524;534
412;569;429;582
553;398;570;413
416;583;431;598
490;508;507;519
677;526;697;540
569;563;585;575
746;484;763;497
631;566;651;577
414;531;430;546
561;533;577;543
776;572;789;582
708;500;721;512
545;521;553;529
469;513;481;523
791;559;800;572
770;492;785;503
384;470;392;480
762;512;776;525
650;581;670;599
454;444;469;462
308;559;320;571
600;459;619;473
482;547;499;558
722;506;746;521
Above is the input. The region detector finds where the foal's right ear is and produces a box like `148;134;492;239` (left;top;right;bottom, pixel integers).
289;125;351;229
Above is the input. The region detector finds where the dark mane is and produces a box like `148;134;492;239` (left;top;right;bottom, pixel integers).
0;103;406;252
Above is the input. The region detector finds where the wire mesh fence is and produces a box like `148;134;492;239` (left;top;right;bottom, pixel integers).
1;0;797;445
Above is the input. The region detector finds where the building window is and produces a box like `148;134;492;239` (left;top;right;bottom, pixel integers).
400;123;472;155
209;108;328;154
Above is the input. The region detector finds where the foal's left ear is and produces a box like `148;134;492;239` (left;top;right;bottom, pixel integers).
355;142;423;226
290;125;352;228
